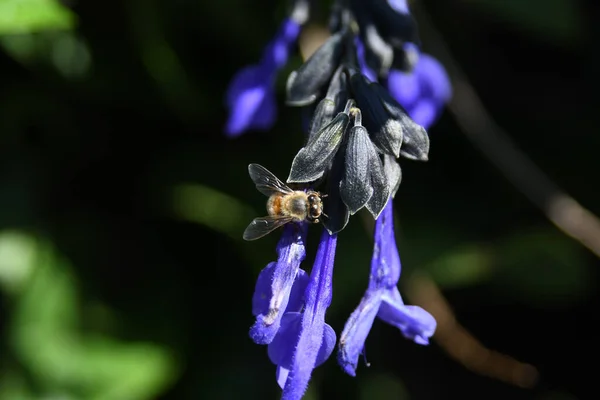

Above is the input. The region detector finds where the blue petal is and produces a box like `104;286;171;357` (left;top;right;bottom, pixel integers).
268;312;302;369
378;287;437;345
250;224;308;345
416;54;452;103
368;201;401;291
355;38;378;82
225;65;277;137
387;68;420;109
287;269;310;312
276;366;290;389
281;231;338;400
407;99;438;130
252;264;309;316
338;290;383;376
268;313;336;371
261;18;301;70
225;64;271;108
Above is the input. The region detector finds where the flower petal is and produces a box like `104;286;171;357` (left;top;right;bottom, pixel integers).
407;99;438;130
287;269;310;312
224;65;276;137
379;288;437;345
276;366;290;389
282;231;337;400
387;68;420;109
368;201;401;290
261;18;301;70
316;323;336;367
250;224;308;345
268;312;336;372
338;290;383;376
268;312;302;369
416;54;452;103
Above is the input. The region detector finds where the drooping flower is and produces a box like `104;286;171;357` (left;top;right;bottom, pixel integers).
268;230;338;400
338;200;437;376
240;1;446;398
225;1;309;137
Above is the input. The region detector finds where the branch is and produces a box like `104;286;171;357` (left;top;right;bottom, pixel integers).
414;2;600;258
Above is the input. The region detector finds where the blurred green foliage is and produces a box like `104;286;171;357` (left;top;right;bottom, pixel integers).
0;0;75;35
0;0;597;399
0;232;177;400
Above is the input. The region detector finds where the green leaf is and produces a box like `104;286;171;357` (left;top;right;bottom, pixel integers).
0;0;76;35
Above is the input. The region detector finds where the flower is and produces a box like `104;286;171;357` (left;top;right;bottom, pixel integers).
250;223;308;344
225;6;306;137
388;52;452;129
241;0;446;397
268;230;338;400
338;200;437;376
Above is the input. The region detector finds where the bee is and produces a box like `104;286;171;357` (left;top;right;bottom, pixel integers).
243;163;326;241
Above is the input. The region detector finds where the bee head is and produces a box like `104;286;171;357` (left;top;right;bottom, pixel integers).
306;192;323;222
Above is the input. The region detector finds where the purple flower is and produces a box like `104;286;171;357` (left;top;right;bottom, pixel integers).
250;223;308;344
268;230;338;400
338;200;436;376
225;18;301;137
388;52;452;129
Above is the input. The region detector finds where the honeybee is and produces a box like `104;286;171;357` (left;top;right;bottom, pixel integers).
243;163;325;241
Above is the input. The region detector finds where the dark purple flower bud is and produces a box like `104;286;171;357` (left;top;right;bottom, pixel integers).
350;73;404;157
286;30;347;106
338;201;436;376
250;223;308;344
307;66;348;141
370;82;430;161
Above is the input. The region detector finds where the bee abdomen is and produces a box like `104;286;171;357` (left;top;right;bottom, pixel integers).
267;194;283;217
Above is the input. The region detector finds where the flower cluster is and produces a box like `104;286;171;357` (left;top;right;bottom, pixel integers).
227;1;451;399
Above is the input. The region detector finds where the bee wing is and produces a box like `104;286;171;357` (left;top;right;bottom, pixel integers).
248;163;294;197
243;216;294;241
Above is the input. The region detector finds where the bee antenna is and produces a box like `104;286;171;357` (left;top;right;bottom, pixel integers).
320;193;329;198
321;211;329;219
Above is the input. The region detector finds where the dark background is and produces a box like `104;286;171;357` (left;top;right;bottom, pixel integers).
0;0;596;399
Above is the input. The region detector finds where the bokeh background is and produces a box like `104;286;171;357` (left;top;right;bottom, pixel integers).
0;0;597;399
